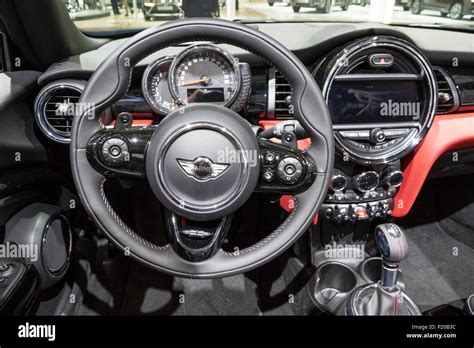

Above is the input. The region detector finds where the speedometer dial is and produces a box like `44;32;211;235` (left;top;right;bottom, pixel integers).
169;45;241;107
142;57;177;115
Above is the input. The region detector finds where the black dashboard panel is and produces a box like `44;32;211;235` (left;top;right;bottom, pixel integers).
111;90;152;116
448;67;474;107
36;23;474;86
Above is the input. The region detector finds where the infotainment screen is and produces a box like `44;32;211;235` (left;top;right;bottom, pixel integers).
328;80;423;125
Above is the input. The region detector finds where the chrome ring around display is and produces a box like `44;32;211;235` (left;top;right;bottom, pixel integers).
320;36;438;164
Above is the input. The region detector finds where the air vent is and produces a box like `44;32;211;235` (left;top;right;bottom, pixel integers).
274;70;293;119
34;81;84;143
433;67;460;114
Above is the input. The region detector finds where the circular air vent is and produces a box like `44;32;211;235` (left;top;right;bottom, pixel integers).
34;80;85;143
316;36;437;164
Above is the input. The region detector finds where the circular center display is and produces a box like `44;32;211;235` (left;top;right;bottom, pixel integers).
170;45;240;107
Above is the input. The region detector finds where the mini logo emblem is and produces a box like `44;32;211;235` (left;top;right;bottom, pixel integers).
177;157;230;181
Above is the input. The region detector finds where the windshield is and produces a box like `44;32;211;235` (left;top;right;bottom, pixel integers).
69;0;474;33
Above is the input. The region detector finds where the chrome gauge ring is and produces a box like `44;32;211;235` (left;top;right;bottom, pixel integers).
169;44;241;108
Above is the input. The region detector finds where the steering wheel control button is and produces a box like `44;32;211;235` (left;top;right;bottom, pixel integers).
109;145;122;157
284;164;296;175
277;157;303;184
370;128;386;144
353;171;380;193
263;170;274;182
264;151;276;164
101;138;130;166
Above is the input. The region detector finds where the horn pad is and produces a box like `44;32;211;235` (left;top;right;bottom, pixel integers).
146;104;260;221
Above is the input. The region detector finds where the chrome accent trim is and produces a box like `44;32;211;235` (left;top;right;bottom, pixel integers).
467;294;474;315
347;283;422;316
333;122;421;130
168;44;242;108
169;212;229;254
141;56;175;116
176;157;230;182
382;169;404;188
34;80;85;144
433;66;461;114
267;67;276;119
42;214;72;278
329;173;348;192
353;171;380;193
334;73;421;81
321;36;438;164
380;263;400;292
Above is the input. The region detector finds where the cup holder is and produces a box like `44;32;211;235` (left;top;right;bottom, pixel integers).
361;257;382;283
360;257;405;290
314;262;358;312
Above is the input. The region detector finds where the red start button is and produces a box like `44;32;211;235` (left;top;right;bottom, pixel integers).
369;54;394;68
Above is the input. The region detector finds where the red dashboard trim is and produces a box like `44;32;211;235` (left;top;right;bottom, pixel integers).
392;113;474;217
261;113;474;220
111;119;154;126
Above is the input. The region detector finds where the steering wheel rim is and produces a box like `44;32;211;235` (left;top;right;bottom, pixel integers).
70;19;334;279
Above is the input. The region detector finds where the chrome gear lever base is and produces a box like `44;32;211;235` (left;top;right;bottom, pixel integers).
339;223;421;315
343;283;421;316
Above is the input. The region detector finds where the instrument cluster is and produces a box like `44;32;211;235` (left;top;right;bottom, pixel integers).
142;44;250;116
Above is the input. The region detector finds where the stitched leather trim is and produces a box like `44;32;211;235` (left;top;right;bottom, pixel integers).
99;179;169;252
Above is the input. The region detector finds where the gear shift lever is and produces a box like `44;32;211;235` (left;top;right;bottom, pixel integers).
375;223;409;292
340;223;421;316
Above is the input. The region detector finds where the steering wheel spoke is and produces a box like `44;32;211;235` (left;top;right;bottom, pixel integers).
165;209;233;262
86;126;156;179
255;139;317;195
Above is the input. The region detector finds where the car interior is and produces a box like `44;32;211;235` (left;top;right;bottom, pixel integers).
0;0;473;319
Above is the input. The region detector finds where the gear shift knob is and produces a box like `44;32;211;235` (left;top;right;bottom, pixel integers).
340;223;420;315
375;223;409;264
375;223;409;292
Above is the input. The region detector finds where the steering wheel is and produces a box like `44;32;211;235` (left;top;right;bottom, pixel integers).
71;19;334;279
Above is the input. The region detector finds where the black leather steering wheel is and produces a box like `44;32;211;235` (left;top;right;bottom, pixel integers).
70;19;334;279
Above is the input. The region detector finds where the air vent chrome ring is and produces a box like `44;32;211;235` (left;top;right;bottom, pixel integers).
34;80;85;144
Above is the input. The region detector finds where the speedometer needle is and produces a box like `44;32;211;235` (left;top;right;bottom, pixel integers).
181;77;210;86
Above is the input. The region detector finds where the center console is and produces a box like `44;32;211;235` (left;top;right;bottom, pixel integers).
321;163;402;223
312;36;437;224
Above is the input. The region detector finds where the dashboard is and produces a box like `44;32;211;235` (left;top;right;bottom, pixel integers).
32;22;474;221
